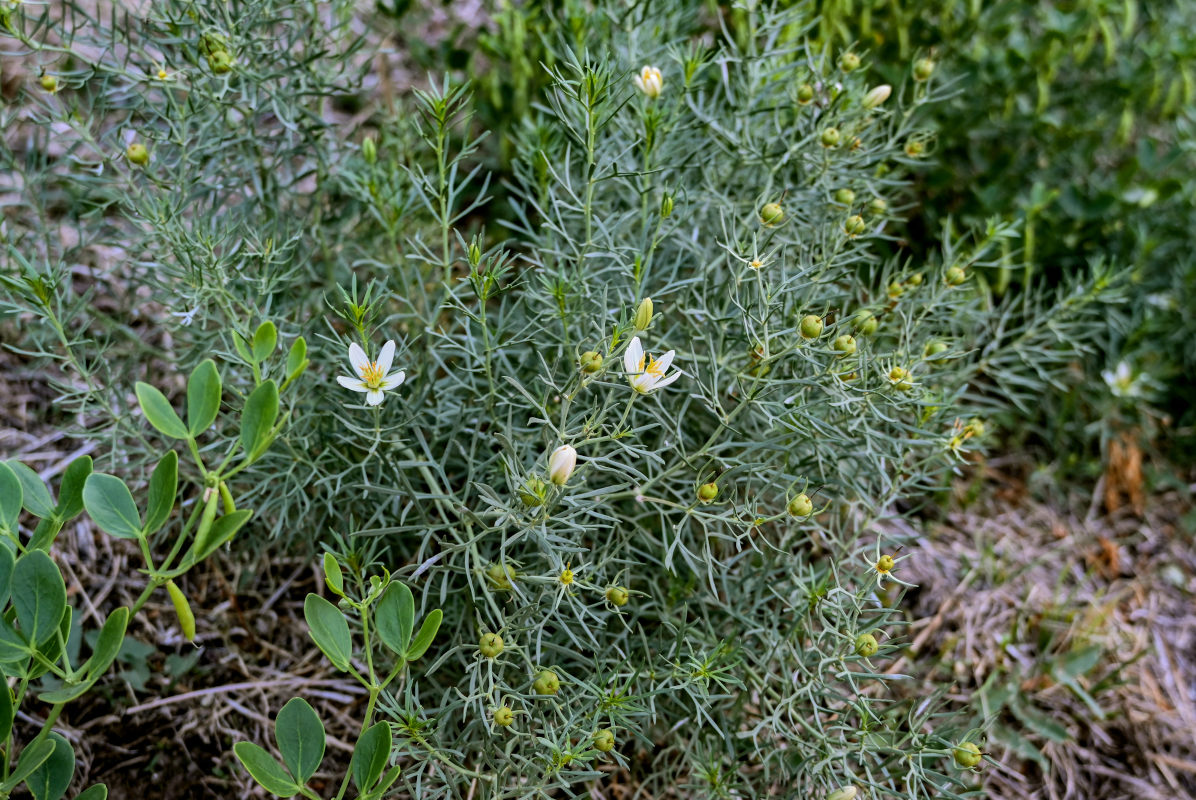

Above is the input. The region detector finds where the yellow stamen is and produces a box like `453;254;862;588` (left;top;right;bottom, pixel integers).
645;358;664;377
359;361;385;389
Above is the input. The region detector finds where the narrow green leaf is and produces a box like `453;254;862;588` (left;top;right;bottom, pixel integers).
303;594;351;671
135;382;189;439
405;609;443;661
0;739;55;792
0;666;12;740
87;606;129;678
187;359;222;436
234;742;300;797
275;697;325;784
374;582;415;655
350;721;391;792
26;731;73;800
0;463;22;534
191;508;252;562
144;452;178;535
82;474;143;540
240;380;279;461
253;321;278;363
13;551;67;647
3;461;54;519
323;553;344;596
55;456;92;521
74;785;107;800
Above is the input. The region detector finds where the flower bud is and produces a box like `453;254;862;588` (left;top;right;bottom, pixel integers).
913;57;935;82
820;127;841;148
833;188;855;206
787;493;813;517
633;297;654;330
486;563;517;590
838;52;860;72
518;476;548;507
827;788;859;800
660;193;674;218
126;142;149;166
479;632;504;659
844;215;867;237
468;240;482;267
924;340;948;364
533;670;560;695
39;74;58;92
862;84;892;109
760;202;784;226
953;742;983;769
833;334;857;357
362;136;376;165
697;482;719;503
855;633;879;657
580;351;603;374
907;272;924;286
548;444;577;486
493;706;514;727
558;568;575;585
593;729;615;752
605;586;630;607
800;314;824;340
944;266;967;286
853;310;877;336
207;49;234;74
796;83;815;105
868;197;887;215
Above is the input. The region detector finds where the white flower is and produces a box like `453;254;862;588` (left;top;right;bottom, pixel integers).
633;66;663;98
623;336;680;394
336;340;406;406
1101;360;1142;399
547;445;577;486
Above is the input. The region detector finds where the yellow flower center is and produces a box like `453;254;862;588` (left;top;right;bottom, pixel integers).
637;354;664;378
359;361;385;389
158;69;168;79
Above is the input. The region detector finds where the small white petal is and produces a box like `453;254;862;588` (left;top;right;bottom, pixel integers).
379;370;405;390
348;342;370;374
337;375;370;392
365;390;385;406
625;337;644;374
654;371;681;389
376;340;396;375
654;349;676;373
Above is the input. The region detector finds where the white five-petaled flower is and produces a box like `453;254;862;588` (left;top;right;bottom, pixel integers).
337;340;406;406
1101;360;1142;399
624;336;680;394
633;66;663;98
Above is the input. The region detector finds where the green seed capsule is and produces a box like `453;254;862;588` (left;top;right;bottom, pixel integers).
593;729;615;752
39;74;58;92
945;266;967;286
855;633;879;657
868;197;887;215
913;58;936;82
828;788;859;800
820;127;841;148
479;632;504;659
838;52;860;72
486;562;516;590
533;670;560;695
797;83;815;104
833;334;857;357
697;482;719;503
207;49;234;74
166;580;196;641
844;215;867;236
853;310;878;336
924;340;949;364
126;142;149;166
905;139;925;157
953;741;983;768
580;351;603;374
605;586;629;607
760;202;784;226
833;188;855;206
888;366;912;391
787;493;813;517
493;706;514;727
800;315;824;340
876;554;896;573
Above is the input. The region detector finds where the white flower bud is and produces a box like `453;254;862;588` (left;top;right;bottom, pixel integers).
862;84;892;109
548;445;577;486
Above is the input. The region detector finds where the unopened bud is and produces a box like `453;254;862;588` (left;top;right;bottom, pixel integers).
828;788;859;800
913;57;936;82
633;297;654;330
796;83;815;105
820;127;841;148
593;729;615;752
468;240;482;267
905;139;925;157
863;84;892;108
838;52;860;72
518;476;548;507
362;136;376;165
660;193;674;218
548;444;577;486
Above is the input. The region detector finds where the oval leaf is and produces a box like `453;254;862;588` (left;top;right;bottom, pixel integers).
234;742;300;797
0;666;12;740
374;582;414;656
350;721;392;792
240;380;279;461
190;508;253;563
0;544;15;609
405;609;443;662
26;732;73;800
75;785;107;800
0;739;55;792
303;594;351;671
322;553;344;596
13;551;67;647
144;451;178;536
83;474;143;540
275;697;325;785
135;382;189;439
0;463;22;534
187;359;222;436
4;461;54;520
253;321;278;363
55;456;92;521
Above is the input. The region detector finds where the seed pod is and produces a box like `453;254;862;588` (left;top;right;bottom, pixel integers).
853;310;878;336
924;340;949;364
887;281;905;299
833;188;855;206
126;142;149;166
593;729;615;752
493;706;514;727
166;580;196;642
796;83;815;105
833;335;857;357
838;52;860;72
486;563;517;590
219;481;236;515
907;272;924;286
533;670;560;695
844;215;867;236
362;136;376;165
828;788;859;800
760;202;784;226
888;366;912;390
192;487;220;556
913;57;936;82
633;297;654;330
905;139;925;157
697;482;719;503
876;554;896;573
479;632;504;659
820;127;841;148
800;315;824;340
39;74;58;92
580;351;603;374
207;49;234;74
863;84;892;109
953;742;983;768
605;586;630;607
855;633;879;657
660;194;674;218
548;444;577;486
868;197;887;215
787;493;813;517
518;476;548;507
944;266;967;286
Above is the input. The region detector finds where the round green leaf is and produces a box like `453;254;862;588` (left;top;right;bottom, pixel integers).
253;320;278;362
55;456;92;521
275;697;325;784
234;742;300;797
240;380;279;462
3;461;54;519
187;359;222;436
350;721;392;792
26;732;73;800
375;582;415;656
12;551;67;648
82;474;143;540
144;452;178;535
303;594;351;671
134;382;189;439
